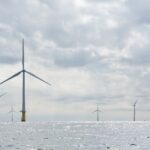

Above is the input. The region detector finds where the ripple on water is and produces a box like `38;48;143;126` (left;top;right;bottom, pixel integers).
6;144;14;148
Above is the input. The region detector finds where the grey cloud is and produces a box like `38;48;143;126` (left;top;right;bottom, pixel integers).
126;0;150;24
0;56;19;64
32;0;129;49
0;0;130;50
53;49;100;68
86;0;123;4
121;45;150;66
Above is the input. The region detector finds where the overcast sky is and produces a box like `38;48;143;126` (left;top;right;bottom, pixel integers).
0;0;150;121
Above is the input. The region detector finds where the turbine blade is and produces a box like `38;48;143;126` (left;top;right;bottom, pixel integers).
22;39;25;70
0;71;22;85
25;70;51;86
93;110;101;113
93;110;97;113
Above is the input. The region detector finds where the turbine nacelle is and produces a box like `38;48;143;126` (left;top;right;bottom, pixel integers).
134;100;138;107
93;104;101;121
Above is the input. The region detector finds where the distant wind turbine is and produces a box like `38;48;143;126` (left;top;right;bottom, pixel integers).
133;100;138;121
8;105;16;122
0;39;51;122
93;104;101;121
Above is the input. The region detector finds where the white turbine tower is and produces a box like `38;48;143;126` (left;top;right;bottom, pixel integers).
0;39;51;122
133;100;138;121
94;104;101;121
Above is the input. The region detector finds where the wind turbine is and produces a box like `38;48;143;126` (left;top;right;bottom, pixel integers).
0;39;51;122
8;105;16;122
93;104;101;121
133;100;138;121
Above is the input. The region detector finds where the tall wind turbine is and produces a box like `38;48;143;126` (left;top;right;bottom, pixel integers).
0;39;51;122
94;104;101;121
133;100;138;121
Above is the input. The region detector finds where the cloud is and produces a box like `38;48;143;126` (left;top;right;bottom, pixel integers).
0;0;150;121
0;56;19;64
126;0;150;24
52;49;100;68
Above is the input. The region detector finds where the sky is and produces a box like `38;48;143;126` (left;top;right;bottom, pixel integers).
0;0;150;121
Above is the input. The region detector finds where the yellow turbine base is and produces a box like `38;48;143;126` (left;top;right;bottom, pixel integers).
21;112;26;122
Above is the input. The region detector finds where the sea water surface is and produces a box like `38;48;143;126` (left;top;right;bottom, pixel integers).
0;121;149;150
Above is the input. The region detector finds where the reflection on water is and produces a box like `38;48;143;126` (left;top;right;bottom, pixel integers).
0;122;150;149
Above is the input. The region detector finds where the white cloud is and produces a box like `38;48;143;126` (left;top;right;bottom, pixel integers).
0;0;150;121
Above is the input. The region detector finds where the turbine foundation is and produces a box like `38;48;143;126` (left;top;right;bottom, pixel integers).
21;111;26;122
